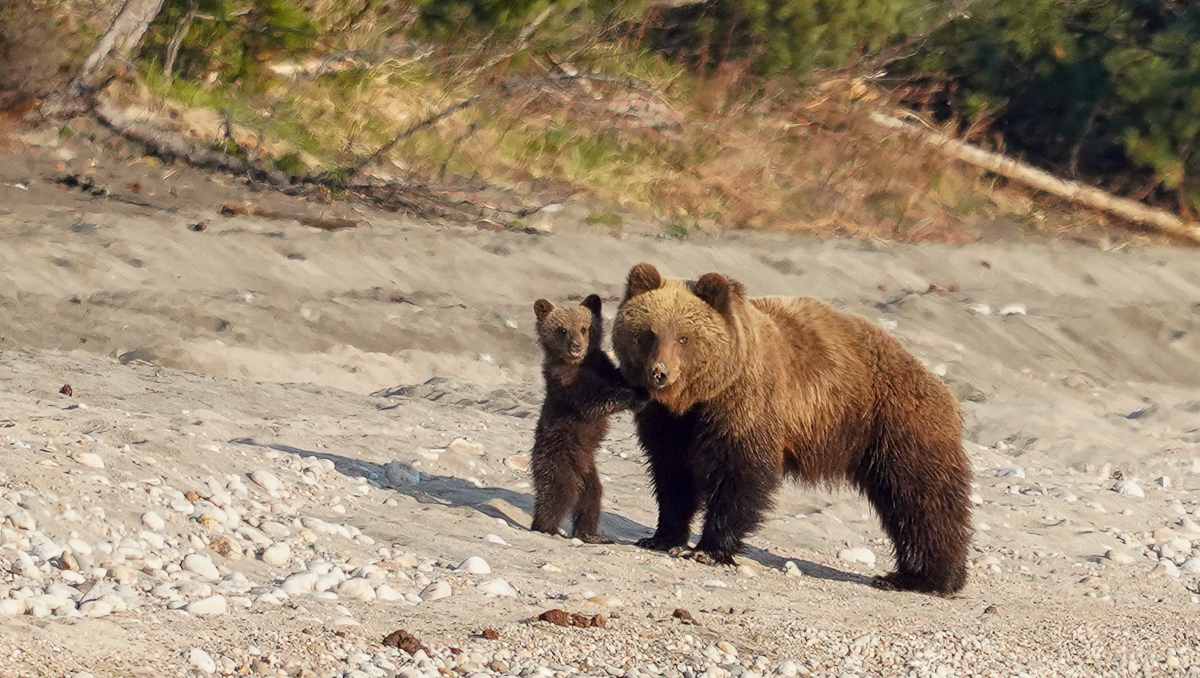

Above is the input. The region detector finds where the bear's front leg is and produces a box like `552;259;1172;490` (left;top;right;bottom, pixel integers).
634;402;700;551
692;436;781;565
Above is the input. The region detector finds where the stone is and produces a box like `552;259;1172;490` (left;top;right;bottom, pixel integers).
186;595;228;615
182;554;220;580
260;543;291;567
1112;480;1144;498
457;556;491;574
1105;548;1137;565
186;648;217;674
375;584;406;602
448;438;484;455
80;599;113;617
384;461;420;487
419;581;451;601
141;512;166;531
337;578;377;602
837;547;876;567
249;470;281;493
71;452;105;469
476;579;517;597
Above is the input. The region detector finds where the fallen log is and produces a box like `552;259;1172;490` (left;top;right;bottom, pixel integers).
219;203;365;231
869;111;1200;245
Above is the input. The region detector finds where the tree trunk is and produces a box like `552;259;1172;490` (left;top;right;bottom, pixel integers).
870;111;1200;245
41;0;167;117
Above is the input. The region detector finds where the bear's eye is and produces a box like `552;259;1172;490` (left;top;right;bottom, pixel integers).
557;327;568;336
678;336;688;345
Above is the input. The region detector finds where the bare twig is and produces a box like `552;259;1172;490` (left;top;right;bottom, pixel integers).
162;0;199;78
344;94;484;177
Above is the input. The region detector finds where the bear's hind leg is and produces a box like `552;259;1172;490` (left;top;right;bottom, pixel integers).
570;455;611;543
856;436;971;596
635;403;700;552
530;441;582;536
692;435;781;565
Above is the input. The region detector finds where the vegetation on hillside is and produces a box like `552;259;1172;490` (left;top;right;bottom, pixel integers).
3;0;1197;241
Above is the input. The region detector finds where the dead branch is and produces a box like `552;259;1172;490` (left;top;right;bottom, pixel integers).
870;110;1200;244
345;94;485;177
219;203;365;231
42;0;167;117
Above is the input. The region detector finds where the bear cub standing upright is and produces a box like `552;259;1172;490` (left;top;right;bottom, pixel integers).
612;263;972;595
530;294;644;543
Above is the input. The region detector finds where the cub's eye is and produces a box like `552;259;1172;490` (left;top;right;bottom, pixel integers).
678;336;688;345
557;327;568;336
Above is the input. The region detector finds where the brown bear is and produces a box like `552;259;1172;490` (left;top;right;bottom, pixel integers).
530;294;645;543
611;263;971;595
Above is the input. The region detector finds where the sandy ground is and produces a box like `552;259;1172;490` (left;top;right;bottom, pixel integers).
1;125;1200;678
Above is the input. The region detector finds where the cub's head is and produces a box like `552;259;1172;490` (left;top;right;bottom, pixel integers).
534;294;604;364
612;263;745;412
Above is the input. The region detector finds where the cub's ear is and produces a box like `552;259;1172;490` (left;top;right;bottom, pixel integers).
534;299;555;322
581;294;603;315
625;262;664;300
691;272;745;316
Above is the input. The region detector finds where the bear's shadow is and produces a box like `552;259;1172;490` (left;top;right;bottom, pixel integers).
231;438;873;587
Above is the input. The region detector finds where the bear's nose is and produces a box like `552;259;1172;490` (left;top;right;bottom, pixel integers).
568;341;583;356
650;363;670;388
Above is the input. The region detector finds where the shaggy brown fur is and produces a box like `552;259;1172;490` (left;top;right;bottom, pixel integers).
530;294;644;543
612;263;972;595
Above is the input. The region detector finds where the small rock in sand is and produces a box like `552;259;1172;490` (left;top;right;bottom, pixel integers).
186;648;217;674
385;461;420;487
182;554;220;580
1105;548;1137;565
419;581;451;601
1112;480;1144;498
457;556;491;574
338;578;377;602
837;547;876;567
186;595;227;615
476;579;517;597
260;543;291;567
141;511;165;531
249;469;281;493
71;452;104;469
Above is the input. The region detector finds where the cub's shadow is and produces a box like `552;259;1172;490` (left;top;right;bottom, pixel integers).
230;438;872;588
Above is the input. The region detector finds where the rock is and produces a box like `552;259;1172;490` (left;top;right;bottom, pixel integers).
375;585;406;602
1152;560;1180;578
504;455;530;472
71;452;105;469
716;641;738;657
419;581;451;601
1157;476;1172;489
998;304;1027;316
1179;557;1200;575
384;461;420;487
701;579;728;588
448;438;484;455
775;660;799;677
995;467;1025;478
837;547;876;567
186;648;217;674
0;599;24;615
281;571;320;594
476;579;517;597
186;595;227;615
1113;480;1144;497
7;510;35;531
249;470;281;493
141;512;166;531
79;599;113;617
1105;548;1137;564
260;543;291;567
484;533;508;545
182;554;220;580
457;556;491;574
338;578;377;602
783;561;804;578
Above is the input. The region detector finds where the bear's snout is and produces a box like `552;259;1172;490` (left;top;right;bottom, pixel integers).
650;362;673;388
568;341;583;358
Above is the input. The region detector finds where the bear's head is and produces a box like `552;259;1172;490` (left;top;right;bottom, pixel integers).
534;294;604;364
613;263;745;413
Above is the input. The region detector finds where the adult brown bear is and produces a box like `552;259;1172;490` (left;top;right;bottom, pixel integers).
612;263;971;595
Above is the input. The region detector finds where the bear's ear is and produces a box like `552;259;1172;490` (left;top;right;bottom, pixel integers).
534;299;555;322
581;294;603;315
691;272;745;316
625;263;664;300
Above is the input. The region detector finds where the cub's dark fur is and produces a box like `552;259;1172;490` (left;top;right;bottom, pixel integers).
530;294;644;542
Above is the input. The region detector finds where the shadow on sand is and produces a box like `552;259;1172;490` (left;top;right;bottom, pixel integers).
231;437;874;588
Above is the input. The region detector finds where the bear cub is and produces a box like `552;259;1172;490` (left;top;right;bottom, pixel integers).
530;294;644;543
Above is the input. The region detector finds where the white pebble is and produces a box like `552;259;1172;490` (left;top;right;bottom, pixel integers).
420;581;452;601
186;595;227;615
79;599;113;617
1113;480;1144;497
775;661;799;677
0;599;24;615
1179;557;1200;575
281;571;320;594
142;512;166;531
260;543;291;567
71;452;105;469
448;438;484;454
1105;548;1137;564
1153;560;1180;578
995;467;1025;478
1157;476;1172;489
701;579;728;588
375;585;406;602
476;579;517;597
457;556;491;575
837;547;876;567
186;648;217;674
484;534;508;545
337;578;377;602
249;470;281;493
182;554;220;580
998;304;1027;316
